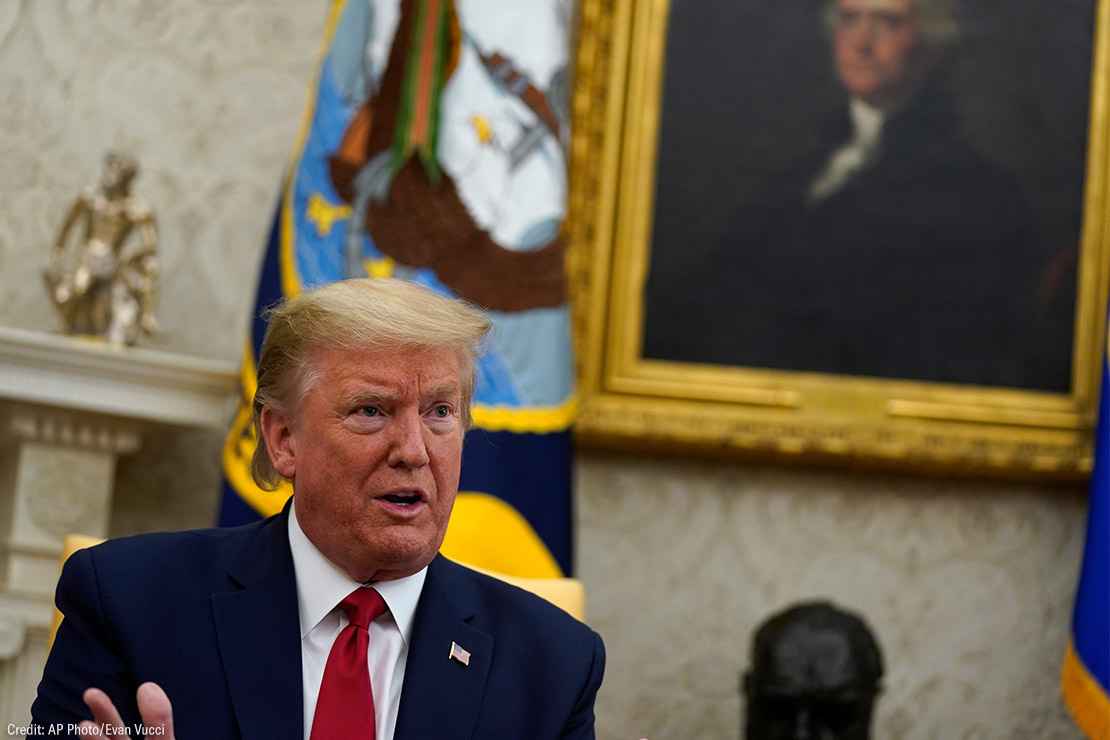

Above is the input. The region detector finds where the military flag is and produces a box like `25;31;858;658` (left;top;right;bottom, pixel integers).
220;0;578;577
1061;317;1110;738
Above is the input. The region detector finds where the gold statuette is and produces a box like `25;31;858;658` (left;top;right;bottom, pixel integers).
44;151;159;346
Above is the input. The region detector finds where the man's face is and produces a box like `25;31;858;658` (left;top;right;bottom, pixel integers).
832;0;923;108
276;344;466;582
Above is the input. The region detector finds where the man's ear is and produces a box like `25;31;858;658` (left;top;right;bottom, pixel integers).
259;406;297;480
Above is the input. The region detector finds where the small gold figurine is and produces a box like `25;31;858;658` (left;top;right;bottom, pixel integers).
44;152;159;346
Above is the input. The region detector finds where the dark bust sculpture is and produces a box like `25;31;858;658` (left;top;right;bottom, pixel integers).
742;601;884;740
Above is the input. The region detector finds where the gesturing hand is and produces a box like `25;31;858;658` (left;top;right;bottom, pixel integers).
81;682;175;738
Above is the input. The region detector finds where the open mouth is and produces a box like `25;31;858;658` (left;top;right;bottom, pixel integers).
380;492;423;506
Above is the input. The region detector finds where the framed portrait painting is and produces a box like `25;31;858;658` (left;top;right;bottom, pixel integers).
568;0;1110;476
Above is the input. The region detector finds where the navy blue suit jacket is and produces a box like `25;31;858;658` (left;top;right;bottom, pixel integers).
31;508;605;739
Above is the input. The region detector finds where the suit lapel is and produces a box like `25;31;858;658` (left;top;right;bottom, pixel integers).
393;556;493;740
212;509;304;740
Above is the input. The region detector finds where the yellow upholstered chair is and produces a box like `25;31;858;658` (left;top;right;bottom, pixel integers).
470;566;586;622
49;534;105;648
439;493;587;621
439;493;565;577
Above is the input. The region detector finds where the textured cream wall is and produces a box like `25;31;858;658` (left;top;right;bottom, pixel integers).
0;2;1089;738
578;453;1087;739
0;0;323;360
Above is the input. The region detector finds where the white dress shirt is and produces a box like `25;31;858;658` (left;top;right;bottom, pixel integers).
288;501;427;740
808;98;885;203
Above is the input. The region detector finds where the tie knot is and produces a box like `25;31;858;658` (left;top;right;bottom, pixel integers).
339;587;387;630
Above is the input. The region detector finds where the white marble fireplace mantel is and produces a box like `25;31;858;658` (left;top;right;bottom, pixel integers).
0;325;239;724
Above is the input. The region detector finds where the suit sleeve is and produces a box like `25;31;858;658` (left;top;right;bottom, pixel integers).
30;546;140;734
560;628;606;740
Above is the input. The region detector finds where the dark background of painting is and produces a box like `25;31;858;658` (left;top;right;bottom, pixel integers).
641;0;1092;391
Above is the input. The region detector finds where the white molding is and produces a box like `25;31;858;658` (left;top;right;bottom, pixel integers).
0;592;52;632
8;411;141;454
0;326;238;429
0;617;26;661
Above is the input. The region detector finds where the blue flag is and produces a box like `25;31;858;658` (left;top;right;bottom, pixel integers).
1062;320;1110;738
219;0;577;577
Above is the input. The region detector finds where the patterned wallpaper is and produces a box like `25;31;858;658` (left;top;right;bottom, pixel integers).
0;1;1090;738
0;0;324;361
579;455;1087;740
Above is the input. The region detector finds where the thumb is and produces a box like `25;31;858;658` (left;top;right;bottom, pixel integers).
136;682;174;739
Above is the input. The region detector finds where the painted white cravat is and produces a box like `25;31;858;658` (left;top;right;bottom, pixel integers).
808;98;885;203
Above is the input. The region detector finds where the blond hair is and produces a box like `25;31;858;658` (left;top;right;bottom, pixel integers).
250;278;491;490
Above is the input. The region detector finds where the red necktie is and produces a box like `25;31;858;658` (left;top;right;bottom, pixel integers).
310;587;388;740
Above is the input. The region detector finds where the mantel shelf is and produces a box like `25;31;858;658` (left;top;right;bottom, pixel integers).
0;326;239;430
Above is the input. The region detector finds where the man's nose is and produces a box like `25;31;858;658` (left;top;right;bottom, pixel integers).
387;411;431;468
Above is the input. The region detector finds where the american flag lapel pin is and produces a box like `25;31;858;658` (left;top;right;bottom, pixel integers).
449;641;471;667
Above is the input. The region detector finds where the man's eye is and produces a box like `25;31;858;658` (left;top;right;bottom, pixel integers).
877;13;904;31
359;406;381;417
433;404;451;417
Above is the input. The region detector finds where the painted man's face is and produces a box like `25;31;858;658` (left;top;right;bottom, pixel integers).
832;0;923;108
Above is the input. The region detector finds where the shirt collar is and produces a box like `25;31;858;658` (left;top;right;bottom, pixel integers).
849;97;884;148
288;499;428;643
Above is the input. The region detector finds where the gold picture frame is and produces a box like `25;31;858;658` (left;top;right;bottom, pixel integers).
567;0;1110;477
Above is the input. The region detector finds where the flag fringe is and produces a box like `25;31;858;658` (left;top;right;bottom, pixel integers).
1062;640;1110;739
